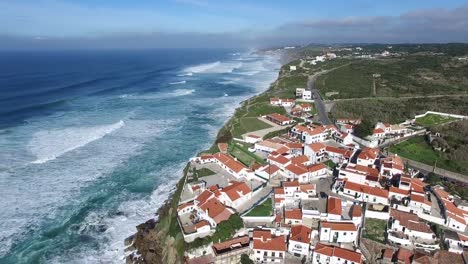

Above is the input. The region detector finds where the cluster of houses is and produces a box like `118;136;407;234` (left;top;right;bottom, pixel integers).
180;102;468;263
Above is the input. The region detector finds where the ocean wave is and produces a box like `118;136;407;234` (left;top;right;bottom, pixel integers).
233;70;260;76
169;80;186;85
177;72;193;76
29;120;125;164
183;61;242;74
119;89;195;100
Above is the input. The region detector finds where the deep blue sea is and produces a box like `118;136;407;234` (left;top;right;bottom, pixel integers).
0;49;280;263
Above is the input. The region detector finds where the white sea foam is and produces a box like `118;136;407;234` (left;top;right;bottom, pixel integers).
0;118;181;258
183;61;242;74
29;120;125;164
48;164;185;264
119;89;195;100
170;89;195;96
177;72;193;76
169;80;186;85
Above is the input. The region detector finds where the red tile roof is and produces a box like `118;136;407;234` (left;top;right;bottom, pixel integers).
252;231;286;252
308;163;327;173
307;142;326;152
389;186;410;196
285;163;308;176
199;198;232;224
358;147;380;160
325;146;348;155
390;210;433;233
284;180;300;187
268;154;290;165
290;225;312;244
321;222;357;231
285;209;302;220
267;113;291;122
221;181;251;202
373;128;385;134
290;155;309;165
327;196;342;215
396;248;413;264
410;194;431;206
261;164;280;175
214;152;247;174
351;204;363;217
314;243;362;263
344;181;389;199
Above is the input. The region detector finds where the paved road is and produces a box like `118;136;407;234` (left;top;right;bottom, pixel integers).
307;71;333;125
328;93;468;102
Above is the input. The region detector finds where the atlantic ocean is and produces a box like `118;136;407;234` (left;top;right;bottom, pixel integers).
0;49;280;263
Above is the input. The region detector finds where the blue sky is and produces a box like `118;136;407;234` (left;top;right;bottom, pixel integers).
1;0;468;49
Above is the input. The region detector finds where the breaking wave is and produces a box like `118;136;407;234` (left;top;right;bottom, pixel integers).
29;120;125;164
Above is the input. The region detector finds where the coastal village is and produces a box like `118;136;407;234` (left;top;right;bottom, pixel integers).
178;89;467;262
126;45;468;264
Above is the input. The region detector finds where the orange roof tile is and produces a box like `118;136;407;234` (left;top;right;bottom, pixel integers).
307;142;326;152
290;225;312;244
267;113;291;122
252;235;286;252
214;152;247;174
285;209;302;220
222;181;251;202
285;163;308;176
321;222;357;231
327;196;342;215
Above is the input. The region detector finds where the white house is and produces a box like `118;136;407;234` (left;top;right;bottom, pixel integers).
319;222;358;244
327;196;342;221
304;142;326;164
356;148;380;168
284;163;309;182
288;225;312;257
219;181;252;210
325;146;352;164
252;229;287;263
380;155;404;178
338;163;381;186
244;134;262;144
388;209;437;244
302;90;312;100
285;208;303;225
342;181;389;205
213;152;254;179
312;243;362;264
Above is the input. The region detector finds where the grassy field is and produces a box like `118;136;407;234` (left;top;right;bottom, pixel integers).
324;160;337;169
317;62;374;99
415;113;458;127
363;218;387;244
245;198;273;216
195;168;215;178
229;144;266;166
232;117;272;137
330;96;468;124
390;136;468;174
317;55;468;99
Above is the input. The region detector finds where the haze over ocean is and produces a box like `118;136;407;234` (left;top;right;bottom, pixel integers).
0;49;280;263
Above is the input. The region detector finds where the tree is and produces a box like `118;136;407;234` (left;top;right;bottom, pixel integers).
241;254;254;264
354;119;374;138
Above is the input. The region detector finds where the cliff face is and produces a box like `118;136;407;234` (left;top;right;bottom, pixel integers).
126;170;188;264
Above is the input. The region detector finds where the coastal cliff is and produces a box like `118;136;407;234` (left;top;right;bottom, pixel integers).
125;50;295;264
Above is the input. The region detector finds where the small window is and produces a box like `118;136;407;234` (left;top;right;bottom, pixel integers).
344;232;347;235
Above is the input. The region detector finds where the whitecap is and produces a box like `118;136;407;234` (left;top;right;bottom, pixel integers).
182;61;242;74
169;80;186;85
29;120;125;164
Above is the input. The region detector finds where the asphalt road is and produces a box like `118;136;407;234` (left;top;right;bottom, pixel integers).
307;71;332;125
